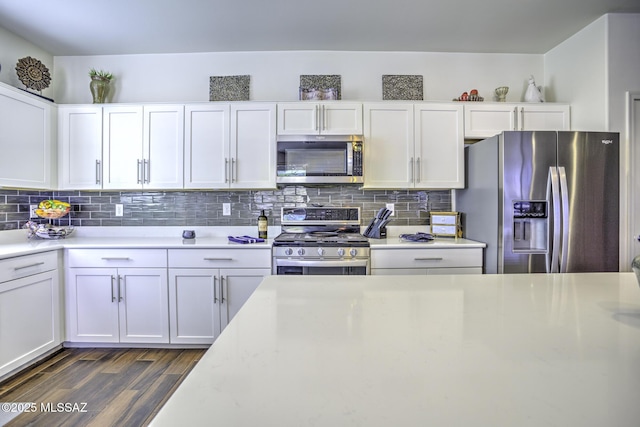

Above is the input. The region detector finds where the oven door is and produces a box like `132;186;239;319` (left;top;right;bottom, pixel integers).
274;259;369;275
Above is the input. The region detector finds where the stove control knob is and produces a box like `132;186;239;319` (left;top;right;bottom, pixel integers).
284;248;293;256
297;248;306;256
337;248;345;257
349;248;358;257
317;248;325;256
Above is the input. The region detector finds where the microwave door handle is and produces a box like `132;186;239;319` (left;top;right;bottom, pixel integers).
547;166;561;273
346;142;354;175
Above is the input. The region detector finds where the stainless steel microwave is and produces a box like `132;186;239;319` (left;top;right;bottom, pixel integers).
276;135;363;184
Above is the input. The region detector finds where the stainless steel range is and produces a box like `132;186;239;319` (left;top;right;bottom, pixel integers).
272;207;370;275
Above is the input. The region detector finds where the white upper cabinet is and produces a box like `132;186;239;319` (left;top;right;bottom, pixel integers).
0;82;56;189
363;102;464;189
414;103;464;188
277;102;363;135
363;103;414;188
143;105;185;189
464;103;570;139
184;104;229;188
231;103;277;189
102;105;184;189
58;106;103;190
185;103;276;189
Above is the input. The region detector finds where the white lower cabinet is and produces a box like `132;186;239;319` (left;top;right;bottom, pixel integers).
371;247;483;275
0;251;61;379
168;249;271;344
65;249;169;344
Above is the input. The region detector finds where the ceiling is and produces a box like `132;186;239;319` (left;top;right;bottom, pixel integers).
0;0;639;56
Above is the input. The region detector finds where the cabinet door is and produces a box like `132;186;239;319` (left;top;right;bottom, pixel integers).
321;103;363;135
362;103;414;188
414;103;464;189
184;104;229;189
168;269;220;344
102;106;143;189
277;103;318;135
118;268;169;344
231;103;277;189
0;270;60;378
219;269;269;330
518;104;570;131
66;268;120;343
0;83;55;189
463;103;517;139
59;106;103;189
143;105;184;189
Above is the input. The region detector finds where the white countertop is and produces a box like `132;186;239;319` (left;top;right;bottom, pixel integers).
0;227;274;259
151;273;640;427
368;236;486;249
0;226;485;259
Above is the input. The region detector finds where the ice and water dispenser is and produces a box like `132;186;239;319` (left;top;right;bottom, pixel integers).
512;201;548;252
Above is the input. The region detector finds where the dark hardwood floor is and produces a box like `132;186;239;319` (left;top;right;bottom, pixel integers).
0;347;206;427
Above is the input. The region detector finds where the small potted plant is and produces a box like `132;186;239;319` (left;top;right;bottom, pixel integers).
88;68;113;103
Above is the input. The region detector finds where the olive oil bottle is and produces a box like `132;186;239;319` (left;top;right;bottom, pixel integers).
258;210;268;239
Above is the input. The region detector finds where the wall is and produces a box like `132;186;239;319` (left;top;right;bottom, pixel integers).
52;51;544;104
544;16;608;131
0;187;451;231
0;26;54;99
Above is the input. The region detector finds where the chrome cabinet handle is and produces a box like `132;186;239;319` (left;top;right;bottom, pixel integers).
213;276;218;303
231;158;236;183
101;257;131;261
520;107;524;130
410;157;414;183
225;158;229;183
315;105;319;131
137;159;143;184
416;157;421;183
14;262;45;271
513;107;518;130
414;257;443;261
111;275;116;302
322;105;327;130
96;160;101;184
204;257;234;261
118;275;124;302
220;276;225;303
144;159;150;183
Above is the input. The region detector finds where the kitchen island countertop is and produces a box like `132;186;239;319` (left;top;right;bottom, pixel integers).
151;273;640;427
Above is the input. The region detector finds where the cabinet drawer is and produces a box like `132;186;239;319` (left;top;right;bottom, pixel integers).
66;249;167;268
371;248;482;269
0;251;58;283
168;249;271;269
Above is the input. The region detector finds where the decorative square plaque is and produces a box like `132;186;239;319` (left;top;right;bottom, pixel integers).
299;75;342;100
209;75;250;101
382;75;424;100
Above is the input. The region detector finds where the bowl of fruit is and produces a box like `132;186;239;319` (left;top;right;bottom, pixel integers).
454;89;484;101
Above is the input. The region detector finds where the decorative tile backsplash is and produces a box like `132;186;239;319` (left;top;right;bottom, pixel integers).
0;187;451;231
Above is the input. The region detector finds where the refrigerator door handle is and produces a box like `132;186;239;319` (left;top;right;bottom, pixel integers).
558;166;570;273
547;166;561;273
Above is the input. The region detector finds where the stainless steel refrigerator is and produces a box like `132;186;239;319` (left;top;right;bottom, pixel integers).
456;131;619;274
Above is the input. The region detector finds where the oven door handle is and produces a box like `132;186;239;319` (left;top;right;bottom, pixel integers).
275;259;369;268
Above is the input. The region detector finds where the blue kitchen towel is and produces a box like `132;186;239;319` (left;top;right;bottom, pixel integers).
228;235;265;244
399;232;435;242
